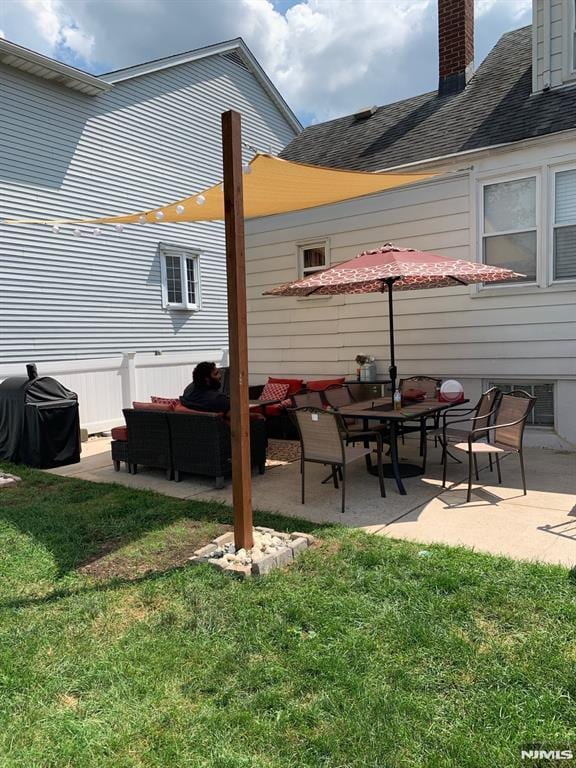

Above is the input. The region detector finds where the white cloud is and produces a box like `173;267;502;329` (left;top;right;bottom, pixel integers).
0;0;533;123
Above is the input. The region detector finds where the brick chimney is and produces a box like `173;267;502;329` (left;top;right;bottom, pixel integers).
438;0;474;96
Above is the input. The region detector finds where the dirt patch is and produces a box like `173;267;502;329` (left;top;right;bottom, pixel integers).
78;519;229;581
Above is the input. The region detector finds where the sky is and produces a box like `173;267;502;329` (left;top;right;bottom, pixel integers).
0;0;532;125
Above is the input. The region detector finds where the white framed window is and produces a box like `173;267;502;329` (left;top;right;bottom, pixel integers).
561;0;576;82
159;243;201;311
480;175;538;284
552;167;576;282
487;381;555;429
298;240;329;278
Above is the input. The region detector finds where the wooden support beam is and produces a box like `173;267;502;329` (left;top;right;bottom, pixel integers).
221;109;253;551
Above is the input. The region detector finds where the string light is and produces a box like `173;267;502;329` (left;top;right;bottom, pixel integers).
138;215;146;225
74;227;81;237
92;227;100;237
242;163;252;175
52;225;60;234
115;224;124;232
196;195;206;206
176;204;185;215
155;211;164;221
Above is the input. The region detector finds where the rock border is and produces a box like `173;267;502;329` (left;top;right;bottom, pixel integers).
188;526;315;578
0;473;21;488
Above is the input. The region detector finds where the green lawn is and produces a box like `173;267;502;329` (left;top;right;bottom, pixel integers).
0;464;575;768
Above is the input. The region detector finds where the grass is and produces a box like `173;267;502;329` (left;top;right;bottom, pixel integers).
0;463;575;767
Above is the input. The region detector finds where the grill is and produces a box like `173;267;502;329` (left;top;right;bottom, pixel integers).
0;365;81;468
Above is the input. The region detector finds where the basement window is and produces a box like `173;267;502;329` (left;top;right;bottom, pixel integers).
159;243;201;311
487;381;555;428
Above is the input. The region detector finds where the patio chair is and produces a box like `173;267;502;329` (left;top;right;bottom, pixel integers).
438;386;501;487
398;376;442;453
292;390;324;409
451;391;536;503
292;407;385;514
323;384;391;444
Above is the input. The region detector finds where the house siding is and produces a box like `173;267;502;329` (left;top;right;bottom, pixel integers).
0;53;297;365
245;137;576;447
534;0;567;91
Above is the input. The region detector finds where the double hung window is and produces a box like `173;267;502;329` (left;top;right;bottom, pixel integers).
159;243;201;310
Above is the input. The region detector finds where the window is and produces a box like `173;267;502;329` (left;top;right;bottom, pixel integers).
488;382;555;428
482;177;537;283
159;243;201;310
553;168;576;281
298;241;329;277
573;0;576;71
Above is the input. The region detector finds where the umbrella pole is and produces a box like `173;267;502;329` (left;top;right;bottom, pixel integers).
386;278;397;393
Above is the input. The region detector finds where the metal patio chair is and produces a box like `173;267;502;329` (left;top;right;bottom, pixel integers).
451;391;536;503
438;386;501;487
292;390;324;409
292;407;385;514
398;376;442;452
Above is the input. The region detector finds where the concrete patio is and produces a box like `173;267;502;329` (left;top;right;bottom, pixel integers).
47;436;576;567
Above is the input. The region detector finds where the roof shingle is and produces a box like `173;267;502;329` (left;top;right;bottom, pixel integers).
280;26;576;171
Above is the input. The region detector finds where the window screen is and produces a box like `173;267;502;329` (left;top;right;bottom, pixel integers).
554;169;576;280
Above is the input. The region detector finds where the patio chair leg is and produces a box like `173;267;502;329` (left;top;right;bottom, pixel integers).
132;464;138;475
467;450;473;503
174;469;180;482
441;439;447;488
488;453;493;472
519;451;527;495
495;454;502;484
332;465;339;489
341;463;346;514
421;425;428;474
473;454;479;482
376;441;385;498
301;457;305;504
258;462;265;475
214;476;225;490
113;460;120;472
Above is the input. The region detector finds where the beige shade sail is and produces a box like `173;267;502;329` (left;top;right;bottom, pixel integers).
5;154;434;226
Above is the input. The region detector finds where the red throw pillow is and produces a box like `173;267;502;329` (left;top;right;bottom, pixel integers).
259;381;289;402
111;425;128;441
151;396;179;408
267;377;304;396
132;401;172;411
306;377;346;392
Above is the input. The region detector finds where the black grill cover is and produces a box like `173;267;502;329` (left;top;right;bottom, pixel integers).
0;375;81;468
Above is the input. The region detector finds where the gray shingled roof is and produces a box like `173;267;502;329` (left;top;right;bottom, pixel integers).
280;26;576;171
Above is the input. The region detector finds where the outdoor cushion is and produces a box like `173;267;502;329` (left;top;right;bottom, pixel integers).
267;377;304;396
261;398;293;417
132;401;173;411
111;425;128;441
259;381;289;402
151;396;179;408
306;377;346;391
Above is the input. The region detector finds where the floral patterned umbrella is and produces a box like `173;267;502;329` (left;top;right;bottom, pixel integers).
264;243;524;391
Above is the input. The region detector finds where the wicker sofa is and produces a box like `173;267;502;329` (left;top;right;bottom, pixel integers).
114;407;267;488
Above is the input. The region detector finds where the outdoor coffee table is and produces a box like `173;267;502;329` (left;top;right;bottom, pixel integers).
337;397;469;495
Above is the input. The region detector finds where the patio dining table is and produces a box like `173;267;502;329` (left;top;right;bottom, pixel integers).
337;396;469;495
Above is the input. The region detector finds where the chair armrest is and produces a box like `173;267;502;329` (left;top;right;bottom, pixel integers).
468;415;527;441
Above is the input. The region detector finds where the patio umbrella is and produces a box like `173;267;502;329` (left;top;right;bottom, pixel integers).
263;243;524;393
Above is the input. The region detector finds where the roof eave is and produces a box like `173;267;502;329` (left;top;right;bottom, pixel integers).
0;39;111;95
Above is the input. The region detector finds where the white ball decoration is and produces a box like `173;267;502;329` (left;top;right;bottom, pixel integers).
92;227;100;237
155;211;164;221
176;204;185;215
138;215;146;225
115;223;124;232
73;227;82;237
52;225;60;234
440;380;464;402
196;194;206;206
242;163;252;175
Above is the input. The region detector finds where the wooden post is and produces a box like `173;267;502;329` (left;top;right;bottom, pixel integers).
221;109;253;551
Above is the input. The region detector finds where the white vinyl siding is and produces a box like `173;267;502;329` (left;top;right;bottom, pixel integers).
553;168;576;281
534;0;572;91
0;53;297;363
